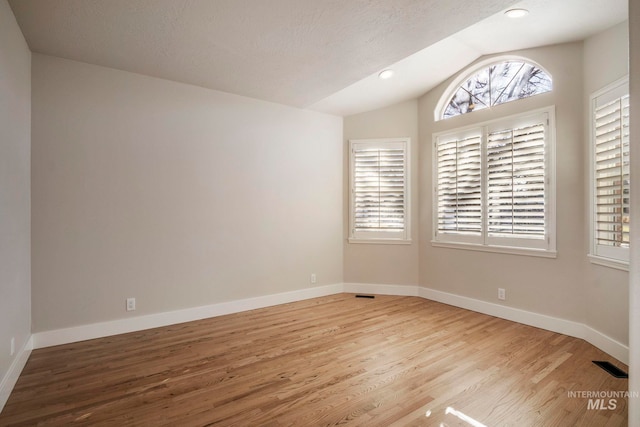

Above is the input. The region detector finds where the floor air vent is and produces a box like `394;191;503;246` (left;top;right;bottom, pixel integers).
355;294;375;299
592;361;628;378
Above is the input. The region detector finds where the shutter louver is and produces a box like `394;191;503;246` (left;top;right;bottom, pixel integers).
437;134;482;234
352;142;407;236
487;122;546;238
594;94;630;248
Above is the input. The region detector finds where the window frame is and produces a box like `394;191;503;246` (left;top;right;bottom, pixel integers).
348;138;411;245
588;77;630;271
432;106;557;258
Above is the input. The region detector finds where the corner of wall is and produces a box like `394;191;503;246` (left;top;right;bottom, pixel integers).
0;336;33;413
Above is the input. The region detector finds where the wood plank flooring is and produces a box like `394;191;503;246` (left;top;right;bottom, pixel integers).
0;294;629;426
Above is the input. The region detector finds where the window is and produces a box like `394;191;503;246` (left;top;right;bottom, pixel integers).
349;138;410;244
440;60;552;120
590;78;630;269
433;108;555;256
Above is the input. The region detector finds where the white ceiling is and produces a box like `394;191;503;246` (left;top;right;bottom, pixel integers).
8;0;515;108
310;0;629;116
8;0;628;117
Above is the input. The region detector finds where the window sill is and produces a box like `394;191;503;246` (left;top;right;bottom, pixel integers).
431;240;557;258
588;254;629;272
348;238;412;245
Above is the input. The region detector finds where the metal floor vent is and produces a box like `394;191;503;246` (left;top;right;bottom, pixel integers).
592;361;628;378
355;294;375;299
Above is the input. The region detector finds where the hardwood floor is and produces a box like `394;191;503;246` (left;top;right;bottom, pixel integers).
0;294;628;426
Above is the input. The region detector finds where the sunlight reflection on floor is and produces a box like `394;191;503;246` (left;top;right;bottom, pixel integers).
425;406;488;427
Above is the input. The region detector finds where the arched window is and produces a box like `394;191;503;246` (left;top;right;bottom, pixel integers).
439;59;552;120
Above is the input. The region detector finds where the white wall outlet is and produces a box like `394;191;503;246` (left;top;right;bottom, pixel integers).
126;297;136;311
310;273;317;284
498;288;506;301
10;337;15;356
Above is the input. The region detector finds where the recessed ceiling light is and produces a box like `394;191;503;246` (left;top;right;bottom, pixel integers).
505;8;529;18
378;69;394;80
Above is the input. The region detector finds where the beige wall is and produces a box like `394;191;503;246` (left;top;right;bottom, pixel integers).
0;0;31;382
343;34;630;349
13;3;633;363
418;42;588;323
343;100;419;285
583;22;629;346
31;54;343;332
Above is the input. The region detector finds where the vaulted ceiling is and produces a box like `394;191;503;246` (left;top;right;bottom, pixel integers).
9;0;628;116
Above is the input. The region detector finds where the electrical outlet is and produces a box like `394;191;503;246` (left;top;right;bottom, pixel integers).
126;297;136;311
310;273;317;284
10;337;15;356
498;288;506;301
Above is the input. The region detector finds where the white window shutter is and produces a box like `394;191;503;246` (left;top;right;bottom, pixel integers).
487;121;546;238
349;139;410;242
436;133;482;236
433;108;555;254
594;91;630;251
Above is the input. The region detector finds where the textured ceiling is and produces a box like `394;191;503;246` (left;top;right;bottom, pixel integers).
8;0;517;109
310;0;629;116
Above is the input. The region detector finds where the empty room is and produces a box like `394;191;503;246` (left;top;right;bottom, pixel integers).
1;0;639;425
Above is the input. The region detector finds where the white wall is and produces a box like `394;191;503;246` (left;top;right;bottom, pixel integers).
0;0;31;401
418;42;588;325
628;0;639;423
343;100;419;286
583;21;630;350
31;54;343;332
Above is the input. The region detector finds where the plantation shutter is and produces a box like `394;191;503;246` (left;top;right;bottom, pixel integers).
433;108;555;253
350;139;409;241
436;133;482;237
487;119;546;238
594;89;630;249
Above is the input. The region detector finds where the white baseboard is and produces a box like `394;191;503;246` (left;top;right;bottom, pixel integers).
417;286;629;365
1;282;628;416
30;281;629;366
0;335;33;413
584;326;629;366
33;283;343;349
417;287;586;337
